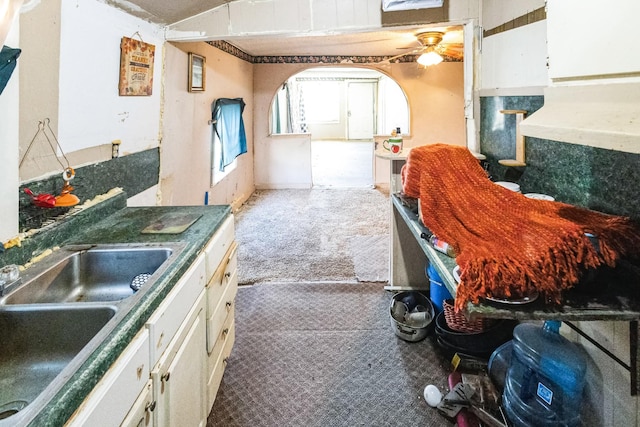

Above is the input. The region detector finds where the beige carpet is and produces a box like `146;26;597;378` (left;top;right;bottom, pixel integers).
234;188;389;285
208;189;454;426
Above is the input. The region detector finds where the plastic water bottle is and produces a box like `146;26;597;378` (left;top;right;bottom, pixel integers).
419;232;456;258
429;235;456;258
503;320;587;426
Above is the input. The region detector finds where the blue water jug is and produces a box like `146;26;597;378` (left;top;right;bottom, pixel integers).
503;320;587;426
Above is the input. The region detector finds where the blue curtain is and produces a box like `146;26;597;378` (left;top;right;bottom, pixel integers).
211;98;247;171
0;46;21;95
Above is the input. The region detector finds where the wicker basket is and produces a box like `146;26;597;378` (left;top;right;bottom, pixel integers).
442;299;496;333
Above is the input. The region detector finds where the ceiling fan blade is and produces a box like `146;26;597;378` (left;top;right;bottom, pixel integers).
439;46;463;60
380;47;423;63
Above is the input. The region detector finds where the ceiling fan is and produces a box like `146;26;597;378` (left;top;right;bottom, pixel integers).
383;30;463;66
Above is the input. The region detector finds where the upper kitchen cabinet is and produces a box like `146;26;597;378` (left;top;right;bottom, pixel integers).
546;0;640;81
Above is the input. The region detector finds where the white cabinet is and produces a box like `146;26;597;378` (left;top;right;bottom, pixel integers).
203;215;238;411
65;329;151;427
207;308;236;411
121;380;154;427
206;242;237;353
547;0;640;80
152;292;207;427
205;242;238;409
146;255;206;366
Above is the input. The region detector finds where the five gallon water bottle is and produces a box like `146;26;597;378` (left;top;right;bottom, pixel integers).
502;320;587;426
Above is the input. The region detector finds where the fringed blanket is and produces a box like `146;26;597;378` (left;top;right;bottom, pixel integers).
401;144;640;311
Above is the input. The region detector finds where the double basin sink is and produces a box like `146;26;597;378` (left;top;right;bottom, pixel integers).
0;242;186;425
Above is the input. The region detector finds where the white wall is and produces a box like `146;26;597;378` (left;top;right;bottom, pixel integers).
57;0;164;154
160;41;254;208
481;0;543;30
0;12;20;242
254;134;312;189
0;0;165;243
18;0;164;182
480;21;548;93
479;0;547;94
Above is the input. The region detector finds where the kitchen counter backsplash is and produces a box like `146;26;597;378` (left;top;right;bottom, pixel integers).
19;148;159;232
2;192;127;268
480;95;640;221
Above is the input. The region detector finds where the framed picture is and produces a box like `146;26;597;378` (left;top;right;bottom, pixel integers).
188;53;205;92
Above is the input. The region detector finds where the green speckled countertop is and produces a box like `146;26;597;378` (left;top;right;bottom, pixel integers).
23;204;231;427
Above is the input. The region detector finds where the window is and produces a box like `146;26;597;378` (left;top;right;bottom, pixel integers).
211;132;237;185
210;98;247;185
301;81;340;123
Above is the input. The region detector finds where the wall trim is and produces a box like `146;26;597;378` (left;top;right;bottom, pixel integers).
483;6;546;38
206;40;462;65
478;86;546;97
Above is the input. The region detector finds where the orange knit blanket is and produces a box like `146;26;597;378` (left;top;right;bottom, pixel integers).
401;144;640;310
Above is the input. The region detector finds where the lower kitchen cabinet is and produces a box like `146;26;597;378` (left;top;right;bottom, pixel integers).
65;213;237;426
207;313;235;410
121;380;154;427
65;329;150;426
152;291;207;427
204;236;238;411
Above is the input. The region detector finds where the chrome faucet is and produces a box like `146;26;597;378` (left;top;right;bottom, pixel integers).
0;265;21;297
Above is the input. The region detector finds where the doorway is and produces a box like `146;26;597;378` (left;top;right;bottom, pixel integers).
269;67;409;189
347;81;376;140
311;140;373;188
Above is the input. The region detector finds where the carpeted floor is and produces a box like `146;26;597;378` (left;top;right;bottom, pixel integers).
234;188;390;285
207;188;453;426
208;282;452;427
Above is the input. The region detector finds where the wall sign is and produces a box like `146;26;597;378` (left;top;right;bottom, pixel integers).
119;36;155;96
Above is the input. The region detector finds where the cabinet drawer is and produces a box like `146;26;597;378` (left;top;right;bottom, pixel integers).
203;215;235;280
206;242;237;319
146;254;206;366
208;305;234;365
120;380;154;427
206;271;238;354
66;329;150;427
207;320;235;410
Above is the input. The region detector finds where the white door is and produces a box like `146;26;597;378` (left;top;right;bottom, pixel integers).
347;82;376;140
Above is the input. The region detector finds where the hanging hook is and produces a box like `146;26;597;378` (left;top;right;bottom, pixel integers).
19;117;72;172
130;31;144;42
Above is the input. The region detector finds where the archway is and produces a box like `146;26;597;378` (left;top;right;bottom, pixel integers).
269;67;409;188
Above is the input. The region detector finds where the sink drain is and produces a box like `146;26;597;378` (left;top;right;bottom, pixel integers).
0;400;28;420
130;273;152;292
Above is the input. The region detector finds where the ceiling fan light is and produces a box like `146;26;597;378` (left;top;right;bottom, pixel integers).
417;51;443;66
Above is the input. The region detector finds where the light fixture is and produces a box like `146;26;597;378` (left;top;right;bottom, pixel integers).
417;47;443;66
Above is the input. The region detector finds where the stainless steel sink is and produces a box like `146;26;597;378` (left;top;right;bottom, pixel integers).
1;243;182;304
0;242;186;425
0;304;117;421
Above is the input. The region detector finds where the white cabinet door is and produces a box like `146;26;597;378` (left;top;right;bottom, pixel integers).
146;254;206;366
66;329;150;427
547;0;640;80
121;380;154;427
152;292;207;427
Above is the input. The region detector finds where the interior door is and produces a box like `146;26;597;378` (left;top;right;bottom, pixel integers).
347;82;376;140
